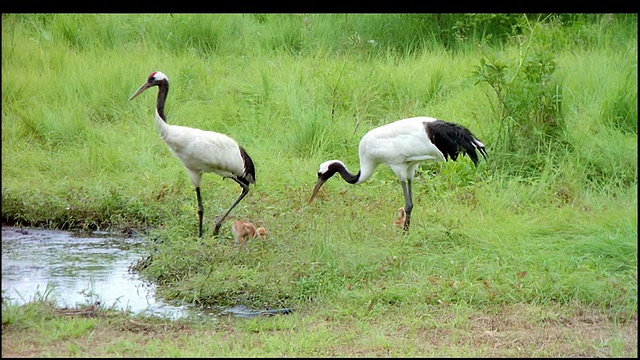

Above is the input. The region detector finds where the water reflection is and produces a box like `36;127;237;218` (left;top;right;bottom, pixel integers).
1;225;196;319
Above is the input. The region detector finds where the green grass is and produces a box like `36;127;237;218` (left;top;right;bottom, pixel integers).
2;13;637;357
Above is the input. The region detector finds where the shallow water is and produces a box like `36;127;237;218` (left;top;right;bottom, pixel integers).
1;225;205;319
2;225;293;320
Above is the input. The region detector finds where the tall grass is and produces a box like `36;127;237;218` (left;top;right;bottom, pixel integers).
2;14;637;320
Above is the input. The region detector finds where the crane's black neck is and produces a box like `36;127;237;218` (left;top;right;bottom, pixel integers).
332;162;360;184
156;80;169;123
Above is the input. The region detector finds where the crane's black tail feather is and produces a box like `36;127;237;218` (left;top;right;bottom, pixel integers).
238;146;256;185
425;120;487;166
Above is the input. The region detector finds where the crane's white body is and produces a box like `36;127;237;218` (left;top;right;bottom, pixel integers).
318;117;451;184
356;116;447;183
154;109;246;188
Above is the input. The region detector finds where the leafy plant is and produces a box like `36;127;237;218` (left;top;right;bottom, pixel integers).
471;18;567;176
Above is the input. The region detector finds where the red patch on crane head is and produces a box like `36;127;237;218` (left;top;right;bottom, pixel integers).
149;71;157;79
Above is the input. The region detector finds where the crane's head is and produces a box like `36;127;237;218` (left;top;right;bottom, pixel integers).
129;71;169;100
308;160;343;204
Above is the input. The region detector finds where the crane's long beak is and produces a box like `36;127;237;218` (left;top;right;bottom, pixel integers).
129;82;151;101
308;178;326;204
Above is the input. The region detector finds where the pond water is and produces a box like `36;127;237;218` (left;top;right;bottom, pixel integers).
2;225;293;320
1;225;202;319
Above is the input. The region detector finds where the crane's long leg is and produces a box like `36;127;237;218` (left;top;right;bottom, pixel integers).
196;187;204;238
400;179;414;232
213;179;250;236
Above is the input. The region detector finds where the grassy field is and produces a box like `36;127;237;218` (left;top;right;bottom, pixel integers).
2;14;637;357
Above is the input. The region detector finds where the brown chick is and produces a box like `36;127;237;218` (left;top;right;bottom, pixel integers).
231;220;267;249
393;207;406;229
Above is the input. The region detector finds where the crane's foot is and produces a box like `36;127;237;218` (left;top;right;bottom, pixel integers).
212;218;223;236
403;215;410;232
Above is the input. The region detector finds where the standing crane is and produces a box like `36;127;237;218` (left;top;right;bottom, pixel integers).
130;71;256;237
308;116;486;232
